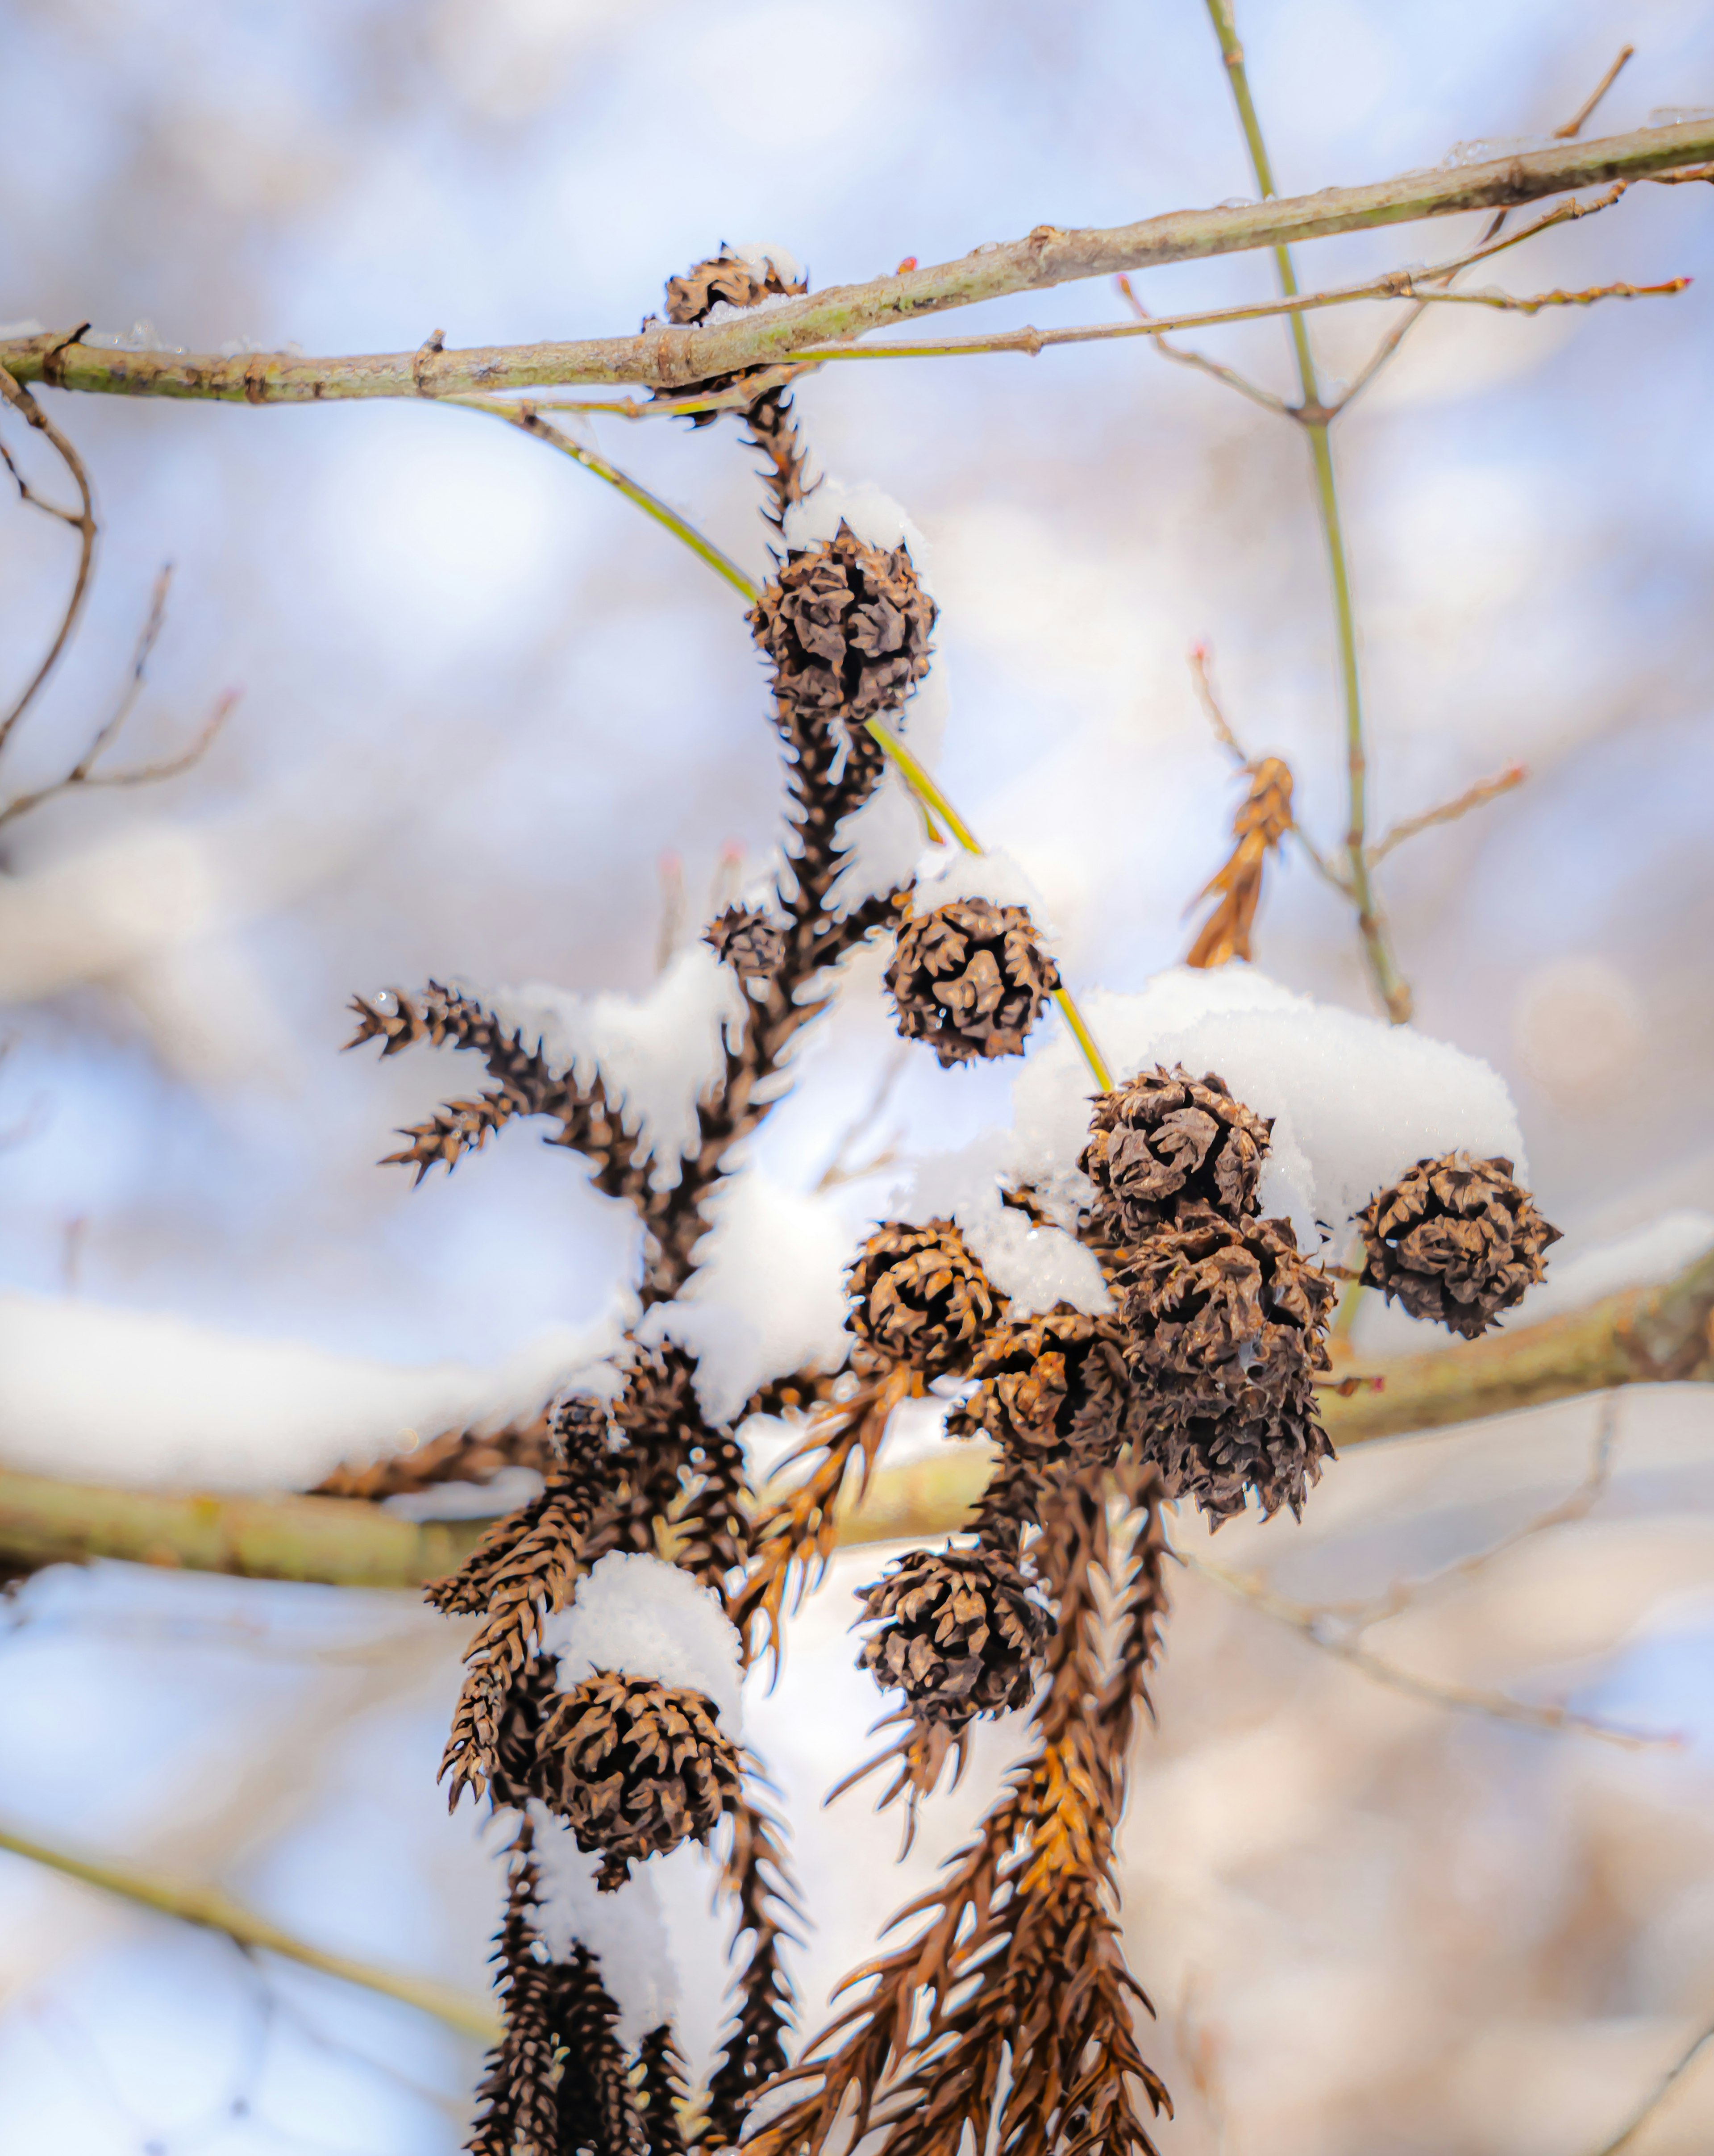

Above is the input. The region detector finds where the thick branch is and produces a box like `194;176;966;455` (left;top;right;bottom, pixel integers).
4;122;1710;404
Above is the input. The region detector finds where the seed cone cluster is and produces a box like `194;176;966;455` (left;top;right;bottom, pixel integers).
750;522;936;733
705;904;786;982
886;896;1062;1067
857;1546;1051;1723
542;1671;743;1891
1082;1067;1271;1237
1357;1150;1560;1339
846;1220;999;1377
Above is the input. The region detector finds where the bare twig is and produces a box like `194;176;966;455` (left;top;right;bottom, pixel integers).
814;1047;910;1192
1369;762;1527;862
1555;45;1636;140
0;360;98;756
0;1819;499;2040
1586;2014;1714;2156
1114;273;1291;415
3;122;1710;405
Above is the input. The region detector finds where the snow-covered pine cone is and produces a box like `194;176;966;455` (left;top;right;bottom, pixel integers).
1081;1066;1271;1237
1356;1152;1560;1340
857;1546;1050;1723
885;896;1061;1068
664;245;806;328
749;523;936;728
1148;1385;1333;1526
703;904;786;983
540;1672;742;1890
1120;1202;1334;1414
846;1220;1000;1378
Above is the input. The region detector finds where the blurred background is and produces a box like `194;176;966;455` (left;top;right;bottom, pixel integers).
0;0;1711;2147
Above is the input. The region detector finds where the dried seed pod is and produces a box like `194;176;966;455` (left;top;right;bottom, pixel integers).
704;904;787;983
1357;1151;1560;1340
541;1671;742;1891
749;523;937;729
857;1546;1050;1723
1148;1382;1333;1526
947;1309;1137;1472
846;1220;1000;1378
1120;1202;1334;1413
885;897;1061;1068
664;246;806;328
1082;1065;1271;1236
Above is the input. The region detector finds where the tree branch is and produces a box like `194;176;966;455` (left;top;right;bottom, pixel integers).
2;122;1710;404
0;1819;500;2040
0;361;97;754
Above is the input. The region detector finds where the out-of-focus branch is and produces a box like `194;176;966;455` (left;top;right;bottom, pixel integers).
0;1819;500;2040
1369;762;1527;862
3;121;1710;404
0;1252;1708;1588
0;361;97;754
1588;2014;1714;2155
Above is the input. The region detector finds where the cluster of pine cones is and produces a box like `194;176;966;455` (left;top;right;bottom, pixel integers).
849;1068;1560;1731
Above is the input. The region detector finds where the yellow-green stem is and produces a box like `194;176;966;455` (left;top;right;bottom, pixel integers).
1202;0;1412;1023
864;718;1113;1089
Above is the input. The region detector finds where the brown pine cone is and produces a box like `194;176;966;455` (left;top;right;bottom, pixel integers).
947;1310;1136;1472
1148;1382;1333;1526
749;523;936;728
846;1220;1000;1377
1082;1066;1271;1236
857;1546;1050;1723
541;1672;742;1890
664;246;806;328
703;905;786;983
1120;1202;1334;1414
885;897;1061;1068
1356;1152;1560;1340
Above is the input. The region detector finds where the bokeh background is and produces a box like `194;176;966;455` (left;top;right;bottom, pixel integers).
0;0;1712;2148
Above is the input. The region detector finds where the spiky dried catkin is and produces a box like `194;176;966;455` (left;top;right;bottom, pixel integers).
857;1545;1051;1723
636;2025;691;2156
1185;754;1295;969
585;1343;753;1590
1081;1064;1271;1236
467;1820;560;2156
846;1220;999;1377
552;1944;649;2156
885;897;1061;1067
703;1773;806;2148
541;1670;743;1890
1357;1150;1560;1339
1120;1203;1335;1523
433;1396;615;1810
750;523;936;734
314;1408;557;1501
704;904;787;983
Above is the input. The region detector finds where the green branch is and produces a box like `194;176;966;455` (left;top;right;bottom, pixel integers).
0;1819;500;2041
4;121;1709;405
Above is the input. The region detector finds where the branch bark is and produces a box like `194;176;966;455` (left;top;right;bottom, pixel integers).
4;121;1710;405
0;1250;1708;1587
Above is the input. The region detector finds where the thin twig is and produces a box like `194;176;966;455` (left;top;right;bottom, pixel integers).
1586;2015;1714;2156
449;395;761;601
1369;762;1527;862
1114;273;1291;415
1202;0;1413;1024
0;360;98;756
1555;45;1635;140
0;1819;500;2040
519;362;819;422
814;1047;910;1192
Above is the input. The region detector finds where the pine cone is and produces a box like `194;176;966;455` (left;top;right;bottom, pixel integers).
846;1220;1000;1377
1082;1066;1271;1236
664;246;806;328
541;1671;742;1890
885;897;1061;1068
948;1310;1136;1471
1120;1203;1334;1413
1356;1152;1560;1340
704;905;786;983
749;523;936;729
1148;1383;1333;1525
857;1546;1050;1723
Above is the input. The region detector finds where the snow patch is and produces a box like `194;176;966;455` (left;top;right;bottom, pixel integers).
528;1804;679;2044
541;1552;744;1734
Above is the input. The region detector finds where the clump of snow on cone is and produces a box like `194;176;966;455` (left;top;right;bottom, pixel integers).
911;844;1057;936
528;1803;679;2045
541;1552;743;1734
